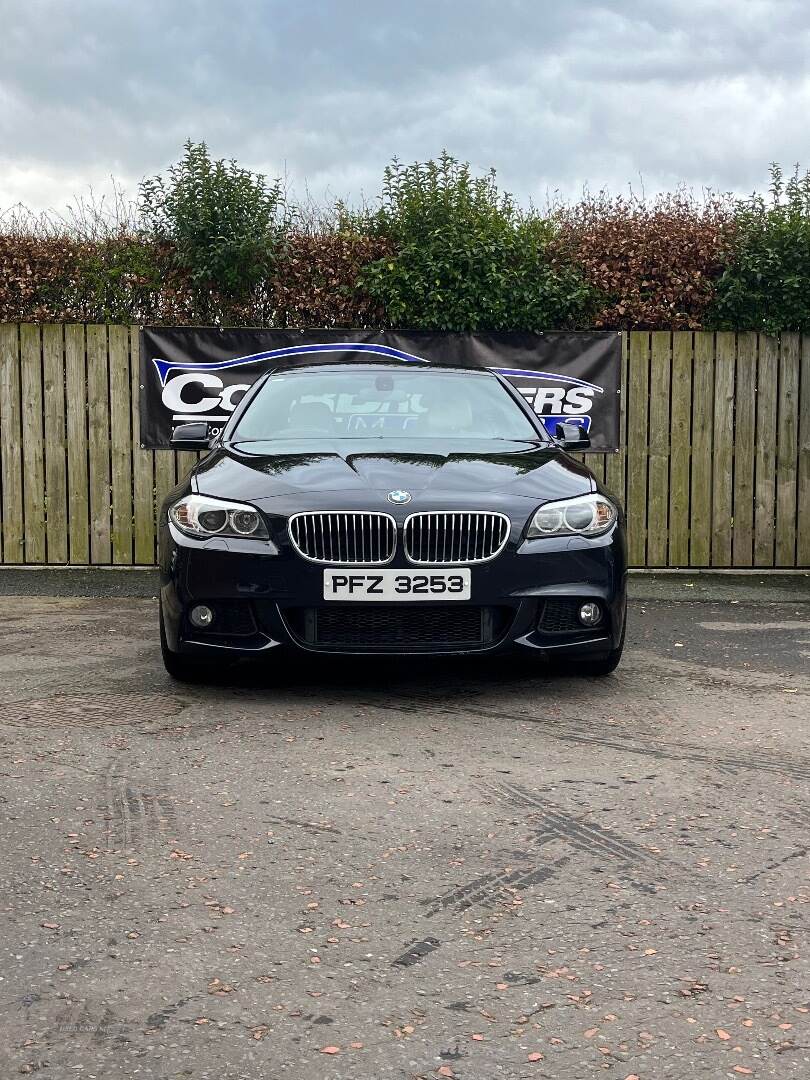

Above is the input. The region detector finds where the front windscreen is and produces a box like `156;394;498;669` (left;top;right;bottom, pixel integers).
230;369;542;442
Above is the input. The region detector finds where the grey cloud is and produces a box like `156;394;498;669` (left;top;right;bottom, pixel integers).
0;0;808;212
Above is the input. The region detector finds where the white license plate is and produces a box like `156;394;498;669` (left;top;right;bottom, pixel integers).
323;568;471;602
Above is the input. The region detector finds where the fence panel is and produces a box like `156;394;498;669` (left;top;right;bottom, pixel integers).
667;332;691;566
0;325;23;563
799;336;810;567
690;333;715;566
109;325;133;564
20;325;46;563
42;325;68;563
65;324;89;564
755;336;779;566
0;325;806;569
626;331;650;565
711;333;735;566
646;332;671;567
776;334;800;566
87;325;111;564
732;333;757;566
131;326;157;565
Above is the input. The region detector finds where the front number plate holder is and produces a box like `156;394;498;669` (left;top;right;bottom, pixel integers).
323;568;471;601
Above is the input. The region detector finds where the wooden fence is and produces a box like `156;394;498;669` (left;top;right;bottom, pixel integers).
0;325;808;568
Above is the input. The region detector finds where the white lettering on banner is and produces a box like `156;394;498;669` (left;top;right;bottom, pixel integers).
162;373;222;413
161;373;249;418
563;387;595;414
218;383;249;411
517;386;595;415
533;388;566;412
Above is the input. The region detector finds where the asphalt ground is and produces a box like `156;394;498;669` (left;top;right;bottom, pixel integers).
1;581;809;1079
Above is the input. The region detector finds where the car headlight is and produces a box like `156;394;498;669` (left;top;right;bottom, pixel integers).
169;494;270;540
527;493;617;539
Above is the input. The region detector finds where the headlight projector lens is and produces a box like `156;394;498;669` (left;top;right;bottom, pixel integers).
578;602;602;627
189;604;215;629
230;509;262;535
198;509;228;533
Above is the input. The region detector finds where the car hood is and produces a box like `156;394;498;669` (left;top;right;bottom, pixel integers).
192;438;595;506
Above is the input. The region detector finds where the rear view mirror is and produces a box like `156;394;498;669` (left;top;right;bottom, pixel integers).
171;422;211;450
554;421;591;451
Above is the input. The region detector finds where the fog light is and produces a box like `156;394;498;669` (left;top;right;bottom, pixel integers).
189;604;214;629
578;601;602;627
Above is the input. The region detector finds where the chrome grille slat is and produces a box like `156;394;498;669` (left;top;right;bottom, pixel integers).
289;512;396;564
404;512;510;565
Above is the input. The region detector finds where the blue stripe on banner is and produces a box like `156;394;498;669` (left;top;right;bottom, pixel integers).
152;343;431;385
489;368;604;391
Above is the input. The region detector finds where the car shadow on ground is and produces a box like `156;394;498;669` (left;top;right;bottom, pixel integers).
197;650;601;695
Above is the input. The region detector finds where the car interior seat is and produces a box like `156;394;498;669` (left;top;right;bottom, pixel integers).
286;400;336;434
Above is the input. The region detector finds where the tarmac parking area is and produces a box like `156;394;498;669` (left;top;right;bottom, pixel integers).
1;581;809;1079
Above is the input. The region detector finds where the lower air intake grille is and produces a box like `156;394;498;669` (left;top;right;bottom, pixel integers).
538;598;583;634
187;601;257;637
284;605;511;652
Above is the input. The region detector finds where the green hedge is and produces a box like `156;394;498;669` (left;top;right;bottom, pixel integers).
2;145;809;332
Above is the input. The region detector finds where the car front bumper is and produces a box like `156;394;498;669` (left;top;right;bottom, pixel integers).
159;520;627;662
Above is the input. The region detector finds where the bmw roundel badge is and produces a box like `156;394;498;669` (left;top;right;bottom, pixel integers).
387;490;412;505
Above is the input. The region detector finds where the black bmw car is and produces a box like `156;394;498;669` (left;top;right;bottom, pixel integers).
159;363;626;680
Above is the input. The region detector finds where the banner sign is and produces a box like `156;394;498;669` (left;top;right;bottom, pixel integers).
139;328;621;451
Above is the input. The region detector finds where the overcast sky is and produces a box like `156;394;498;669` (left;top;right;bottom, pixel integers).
1;0;809;216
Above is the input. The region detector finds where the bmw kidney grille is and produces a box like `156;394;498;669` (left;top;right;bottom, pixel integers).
404;512;510;564
288;511;397;564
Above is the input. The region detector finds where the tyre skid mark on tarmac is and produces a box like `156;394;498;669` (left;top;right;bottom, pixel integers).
739;845;809;885
489;780;675;897
422;857;570;918
422;781;682;918
103;763;176;852
488;779;657;864
266;815;342;835
392;936;442;966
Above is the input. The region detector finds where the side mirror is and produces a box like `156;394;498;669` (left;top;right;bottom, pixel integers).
171;422;211;450
554;421;591;451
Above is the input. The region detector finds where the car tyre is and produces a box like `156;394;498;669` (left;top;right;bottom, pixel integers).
160;603;216;683
575;645;624;677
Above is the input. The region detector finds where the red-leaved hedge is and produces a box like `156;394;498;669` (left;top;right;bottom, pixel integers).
2;151;808;331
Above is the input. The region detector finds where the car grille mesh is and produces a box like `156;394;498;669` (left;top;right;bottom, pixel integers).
403;512;510;564
186;601;257;637
538;599;583;633
289;512;397;564
283;605;512;651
